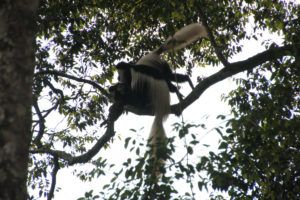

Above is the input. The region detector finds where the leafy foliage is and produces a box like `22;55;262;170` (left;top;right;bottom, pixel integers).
205;59;300;199
79;122;208;200
29;0;299;199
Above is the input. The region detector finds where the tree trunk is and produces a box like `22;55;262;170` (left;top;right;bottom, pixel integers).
0;1;38;199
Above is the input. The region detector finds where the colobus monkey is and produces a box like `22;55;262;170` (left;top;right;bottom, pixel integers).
115;23;207;175
116;61;194;102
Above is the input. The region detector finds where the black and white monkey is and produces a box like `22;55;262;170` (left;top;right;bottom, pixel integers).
114;23;207;171
116;60;194;104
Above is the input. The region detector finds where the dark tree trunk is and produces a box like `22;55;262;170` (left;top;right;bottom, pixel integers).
0;1;38;199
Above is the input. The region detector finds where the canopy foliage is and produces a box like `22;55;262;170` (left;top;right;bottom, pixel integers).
30;0;299;199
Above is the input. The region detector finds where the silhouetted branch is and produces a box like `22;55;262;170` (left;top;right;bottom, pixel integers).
47;155;60;200
68;102;123;164
35;70;110;98
171;44;299;113
30;102;124;165
42;100;60;118
32;101;45;148
44;79;64;100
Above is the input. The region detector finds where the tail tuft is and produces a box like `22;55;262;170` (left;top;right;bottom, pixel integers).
149;116;167;176
156;23;208;54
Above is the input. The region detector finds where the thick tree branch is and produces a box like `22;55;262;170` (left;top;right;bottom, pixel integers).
171;44;298;113
32;80;64;148
69;102;123;164
30;102;124;165
121;44;298;116
35;70;110;98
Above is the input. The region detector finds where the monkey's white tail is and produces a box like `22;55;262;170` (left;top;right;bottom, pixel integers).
149;115;167;176
148;78;170;176
156;23;208;54
149;116;167;151
138;23;207;68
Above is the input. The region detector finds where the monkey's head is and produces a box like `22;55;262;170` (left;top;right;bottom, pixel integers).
116;61;130;69
116;62;132;85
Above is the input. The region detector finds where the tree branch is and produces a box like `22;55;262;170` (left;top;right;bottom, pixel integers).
121;44;298;116
47;156;60;200
42;100;60;119
35;70;110;98
32;101;45;148
44;79;64;100
69;102;123;164
171;44;298;113
30;102;124;165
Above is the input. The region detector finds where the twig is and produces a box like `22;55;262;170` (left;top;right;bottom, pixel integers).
198;7;230;67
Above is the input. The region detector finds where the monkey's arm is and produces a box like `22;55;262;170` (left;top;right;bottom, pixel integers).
166;80;184;101
130;64;164;79
169;73;194;89
133;64;186;99
132;63;193;100
135;61;194;90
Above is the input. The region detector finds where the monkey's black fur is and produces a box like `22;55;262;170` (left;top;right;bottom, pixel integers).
116;61;194;102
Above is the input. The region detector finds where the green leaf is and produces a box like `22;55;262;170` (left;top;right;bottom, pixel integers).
187;146;193;155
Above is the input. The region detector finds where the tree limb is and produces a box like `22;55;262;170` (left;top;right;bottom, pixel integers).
171;44;298;113
30;102;124;165
47;155;59;200
32;101;45;148
44;79;65;100
35;70;110;98
120;44;298;116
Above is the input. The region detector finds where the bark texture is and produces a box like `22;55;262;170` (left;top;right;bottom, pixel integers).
0;1;38;199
